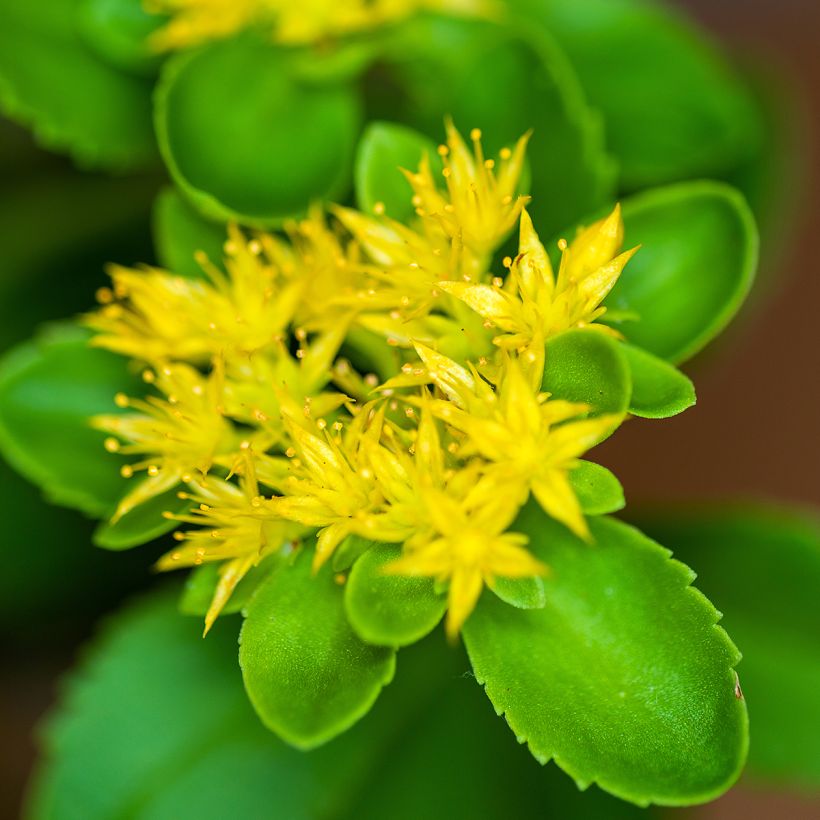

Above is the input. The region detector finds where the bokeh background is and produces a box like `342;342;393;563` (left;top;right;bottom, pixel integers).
0;0;818;817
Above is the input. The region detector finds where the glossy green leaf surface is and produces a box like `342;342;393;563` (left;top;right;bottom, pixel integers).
92;487;191;550
622;343;695;419
569;459;625;515
28;590;650;820
152;187;226;279
608;181;758;364
344;543;446;647
354;121;441;222
0;0;156;169
0;324;140;517
543;329;631;422
240;549;396;748
376;15;614;237
463;505;748;806
639;507;820;790
514;0;763;188
77;0;163;77
156;35;362;226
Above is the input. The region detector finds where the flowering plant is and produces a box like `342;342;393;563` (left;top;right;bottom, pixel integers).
1;2;817;819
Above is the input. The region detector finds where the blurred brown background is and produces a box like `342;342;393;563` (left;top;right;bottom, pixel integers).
1;0;818;817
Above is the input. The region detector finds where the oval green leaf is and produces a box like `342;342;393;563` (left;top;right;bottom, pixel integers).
0;0;156;169
516;0;763;188
606;181;758;364
639;507;820;790
239;548;396;749
622;343;695;419
543;329;631;422
463;505;748;806
354;121;441;223
568;459;625;515
0;324;141;517
153;187;227;280
156;35;362;226
344;542;446;647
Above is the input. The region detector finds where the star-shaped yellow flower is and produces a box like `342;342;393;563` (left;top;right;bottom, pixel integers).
438;205;639;378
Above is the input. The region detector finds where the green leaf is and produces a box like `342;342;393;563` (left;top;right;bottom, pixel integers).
516;0;763;189
622;343;695;419
638;507;820;790
239;548;396;748
569;460;625;515
0;0;156;169
0;324;141;517
152;187;227;279
178;555;279;618
344;542;446;647
374;15;615;237
608;181;758;364
463;505;748;806
155;35;362;227
354;121;441;223
77;0;164;77
491;576;546;610
92;486;191;550
28;589;649;820
543;329;631;423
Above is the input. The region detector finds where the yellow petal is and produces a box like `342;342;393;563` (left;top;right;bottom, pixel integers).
531;471;590;541
445;568;484;640
203;554;257;636
567;203;624;280
413;342;475;407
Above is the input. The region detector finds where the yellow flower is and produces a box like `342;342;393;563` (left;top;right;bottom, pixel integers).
405;119;530;263
439;205;639;377
156;458;305;634
146;0;491;51
414;347;619;539
93;361;236;521
88;224;303;363
386;475;545;639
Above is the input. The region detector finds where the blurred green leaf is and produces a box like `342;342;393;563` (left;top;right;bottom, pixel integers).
463;505;748;806
514;0;763;189
152;187;226;279
77;0;164;77
344;542;446;647
569;459;625;515
0;0;156;169
240;548;396;748
622;343;695;419
638;507;820;790
354;121;441;222
28;589;650;819
0;323;140;517
543;329;631;424
374;15;615;237
156;34;362;227
608;181;758;364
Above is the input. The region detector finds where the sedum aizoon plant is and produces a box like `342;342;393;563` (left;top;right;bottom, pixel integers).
0;122;755;808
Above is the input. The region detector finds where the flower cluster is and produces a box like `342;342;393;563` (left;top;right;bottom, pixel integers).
145;0;490;51
88;122;637;637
